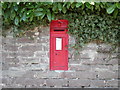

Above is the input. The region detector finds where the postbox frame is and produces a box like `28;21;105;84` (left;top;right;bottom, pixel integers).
50;20;69;70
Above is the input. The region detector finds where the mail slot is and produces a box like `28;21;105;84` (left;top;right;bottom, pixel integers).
50;20;69;70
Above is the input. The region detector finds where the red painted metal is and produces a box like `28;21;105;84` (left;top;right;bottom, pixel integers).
50;20;69;70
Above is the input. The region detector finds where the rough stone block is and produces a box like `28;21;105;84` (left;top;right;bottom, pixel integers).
81;53;111;65
93;53;110;64
2;52;9;58
3;44;19;51
18;51;34;57
39;57;49;64
43;45;49;51
76;71;97;79
61;72;77;79
98;70;118;79
12;77;46;87
19;45;42;52
34;71;61;79
46;79;68;87
81;59;97;65
2;77;13;85
2;63;20;70
107;59;118;65
69;59;82;64
17;37;35;43
69;65;91;71
8;52;19;58
2;70;26;77
3;57;19;64
109;64;118;71
23;64;49;71
2;37;16;45
106;80;118;87
97;43;112;52
83;43;98;50
37;37;49;43
90;80;106;87
34;51;47;57
2;63;9;70
111;53;119;58
91;65;111;72
80;53;90;59
69;79;90;87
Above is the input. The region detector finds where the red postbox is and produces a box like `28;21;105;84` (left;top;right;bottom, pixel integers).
50;20;69;70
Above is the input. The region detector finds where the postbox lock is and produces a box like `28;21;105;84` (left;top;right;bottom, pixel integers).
50;20;69;70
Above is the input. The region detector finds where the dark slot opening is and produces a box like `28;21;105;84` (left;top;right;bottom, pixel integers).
54;30;64;31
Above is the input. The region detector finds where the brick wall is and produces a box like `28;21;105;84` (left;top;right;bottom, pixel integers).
1;26;119;88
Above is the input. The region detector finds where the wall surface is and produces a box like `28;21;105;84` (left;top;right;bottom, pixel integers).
2;26;119;88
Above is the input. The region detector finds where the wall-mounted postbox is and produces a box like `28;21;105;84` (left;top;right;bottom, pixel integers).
50;20;69;70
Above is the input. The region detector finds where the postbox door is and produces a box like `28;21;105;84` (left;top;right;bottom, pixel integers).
50;34;68;70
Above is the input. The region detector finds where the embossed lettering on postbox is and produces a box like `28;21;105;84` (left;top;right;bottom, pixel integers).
50;20;69;70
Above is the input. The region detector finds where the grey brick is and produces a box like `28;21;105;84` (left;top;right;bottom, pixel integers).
34;71;61;79
19;57;39;64
39;57;49;63
109;65;118;71
2;63;20;70
61;72;77;79
98;70;118;79
97;44;112;52
81;59;96;65
111;53;119;58
17;37;35;43
35;51;47;57
8;52;19;58
19;45;42;52
2;52;9;57
69;59;82;64
81;54;111;65
83;43;98;50
90;80;106;87
2;37;16;45
18;51;34;57
37;37;49;43
2;44;19;51
14;77;46;87
2;63;9;70
3;57;19;63
46;79;68;87
69;65;91;71
80;53;91;59
2;70;26;77
38;27;49;36
2;77;13;85
43;45;49;51
91;65;111;72
76;71;97;79
107;59;118;65
20;71;37;78
106;80;118;87
69;79;90;87
93;53;110;64
22;64;49;71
